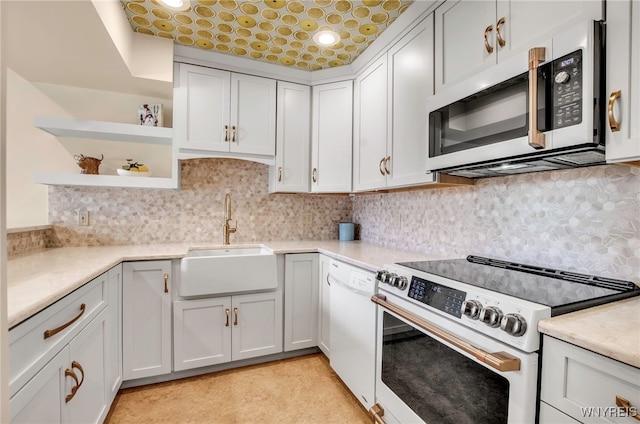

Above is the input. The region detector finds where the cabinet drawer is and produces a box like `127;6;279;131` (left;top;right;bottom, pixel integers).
9;272;108;397
541;336;640;423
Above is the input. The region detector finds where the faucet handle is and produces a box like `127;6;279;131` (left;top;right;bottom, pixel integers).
229;220;237;232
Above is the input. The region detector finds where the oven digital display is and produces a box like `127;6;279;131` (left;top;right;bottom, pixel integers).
407;276;466;318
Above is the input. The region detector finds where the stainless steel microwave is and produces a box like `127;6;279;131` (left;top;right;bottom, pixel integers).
426;21;605;178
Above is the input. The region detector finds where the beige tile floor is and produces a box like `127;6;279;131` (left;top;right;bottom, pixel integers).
105;353;371;424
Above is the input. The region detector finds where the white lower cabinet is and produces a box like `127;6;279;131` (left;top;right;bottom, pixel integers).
105;264;122;404
284;254;319;352
123;260;172;380
540;335;640;423
318;254;331;357
173;292;283;371
10;308;109;424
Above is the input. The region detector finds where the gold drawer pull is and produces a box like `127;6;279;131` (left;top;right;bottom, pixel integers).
312;167;317;183
65;361;85;403
608;90;622;132
384;156;391;175
44;303;86;340
378;157;386;176
278;166;283;182
233;307;238;326
616;396;640;420
164;273;169;293
224;125;229;142
231;125;237;142
484;24;494;54
496;17;506;47
225;308;230;327
369;403;386;424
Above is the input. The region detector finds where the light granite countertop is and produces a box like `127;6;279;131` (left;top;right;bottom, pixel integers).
538;297;640;368
7;240;449;329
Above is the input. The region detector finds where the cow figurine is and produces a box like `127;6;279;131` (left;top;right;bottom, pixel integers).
73;154;103;175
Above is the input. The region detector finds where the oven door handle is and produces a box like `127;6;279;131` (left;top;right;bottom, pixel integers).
372;294;521;372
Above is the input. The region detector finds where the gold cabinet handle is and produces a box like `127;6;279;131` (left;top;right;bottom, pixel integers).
384;156;391;175
231;125;237;142
369;403;386;424
616;396;640;420
528;47;547;149
378;157;386;176
371;294;521;372
483;24;494;53
164;273;169;293
65;361;85;403
44;303;86;340
224;125;229;142
312;167;317;183
225;308;230;327
608;90;622;132
278;166;283;182
65;368;80;403
233;307;238;326
496;17;506;47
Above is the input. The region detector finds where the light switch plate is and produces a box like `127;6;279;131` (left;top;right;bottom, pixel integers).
76;210;89;226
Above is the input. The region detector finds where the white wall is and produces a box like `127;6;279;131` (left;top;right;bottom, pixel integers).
6;70;172;228
1;1;10;419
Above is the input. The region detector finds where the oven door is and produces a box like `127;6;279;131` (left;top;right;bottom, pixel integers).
371;293;538;424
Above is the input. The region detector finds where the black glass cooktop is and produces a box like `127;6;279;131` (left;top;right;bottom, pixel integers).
397;256;639;315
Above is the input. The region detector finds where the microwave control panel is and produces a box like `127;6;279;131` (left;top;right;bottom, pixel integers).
552;50;582;129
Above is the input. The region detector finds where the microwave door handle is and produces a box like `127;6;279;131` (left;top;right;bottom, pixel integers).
371;294;521;373
528;47;547;149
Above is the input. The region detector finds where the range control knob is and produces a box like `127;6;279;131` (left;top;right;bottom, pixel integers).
555;70;571;84
461;300;483;320
500;313;527;337
390;275;409;290
387;273;399;286
479;306;503;328
375;270;387;283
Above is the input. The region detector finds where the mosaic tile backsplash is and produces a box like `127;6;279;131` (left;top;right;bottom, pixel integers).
48;158;352;246
353;165;640;283
7;226;53;257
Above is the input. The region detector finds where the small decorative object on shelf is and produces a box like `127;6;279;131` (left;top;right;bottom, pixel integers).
138;104;163;127
118;159;151;177
74;154;103;175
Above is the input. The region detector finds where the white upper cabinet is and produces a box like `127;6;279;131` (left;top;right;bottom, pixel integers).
174;63;276;164
269;82;311;193
353;16;436;192
435;0;603;92
311;81;353;193
605;0;640;164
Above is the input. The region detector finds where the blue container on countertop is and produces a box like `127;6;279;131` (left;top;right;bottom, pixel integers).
339;222;355;241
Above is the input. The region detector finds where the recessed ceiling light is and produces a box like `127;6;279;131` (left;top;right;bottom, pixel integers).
313;30;340;47
158;0;191;11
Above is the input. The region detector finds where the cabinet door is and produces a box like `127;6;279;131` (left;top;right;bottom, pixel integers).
284;254;319;352
606;0;640;163
387;15;437;188
123;261;172;380
105;264;122;405
231;292;283;361
270;81;311;193
174;63;230;152
353;56;388;192
495;1;602;63
173;297;232;371
230;73;277;156
318;255;331;357
10;347;67;424
311;81;353;193
67;309;108;424
435;0;497;92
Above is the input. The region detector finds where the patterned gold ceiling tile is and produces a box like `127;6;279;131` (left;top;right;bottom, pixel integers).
299;19;318;31
264;0;285;8
258;21;274;31
177;35;195;45
261;9;279;20
121;0;414;71
194;5;214;17
236;27;252;37
196;38;215;48
197;29;214;38
237;15;257;27
175;13;193;24
326;13;342;24
132;16;151;26
195;18;213;28
286;1;305;14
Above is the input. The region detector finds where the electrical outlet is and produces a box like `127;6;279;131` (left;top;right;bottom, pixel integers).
302;212;313;225
76;210;89;226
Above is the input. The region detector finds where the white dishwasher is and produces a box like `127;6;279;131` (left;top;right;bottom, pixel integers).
328;258;377;410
